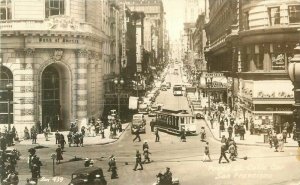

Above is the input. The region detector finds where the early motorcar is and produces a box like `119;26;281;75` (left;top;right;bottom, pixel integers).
69;167;107;185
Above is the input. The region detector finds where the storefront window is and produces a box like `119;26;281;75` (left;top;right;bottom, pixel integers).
0;0;11;20
254;46;264;71
268;7;280;25
271;53;285;70
289;5;300;23
45;0;64;18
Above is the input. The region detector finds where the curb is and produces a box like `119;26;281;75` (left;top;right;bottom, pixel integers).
203;116;298;148
17;123;130;147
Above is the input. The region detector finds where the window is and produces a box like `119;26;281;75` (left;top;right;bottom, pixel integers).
0;0;11;20
243;12;249;30
289;5;300;23
253;45;264;70
45;0;64;18
268;7;280;25
0;66;13;124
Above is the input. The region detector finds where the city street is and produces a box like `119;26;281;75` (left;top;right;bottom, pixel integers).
12;68;300;185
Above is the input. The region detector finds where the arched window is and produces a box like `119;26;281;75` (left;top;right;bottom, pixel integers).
0;66;13;124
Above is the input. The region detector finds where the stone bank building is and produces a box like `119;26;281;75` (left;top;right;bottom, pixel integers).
0;0;118;133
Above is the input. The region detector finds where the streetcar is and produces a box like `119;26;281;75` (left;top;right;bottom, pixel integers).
155;108;196;135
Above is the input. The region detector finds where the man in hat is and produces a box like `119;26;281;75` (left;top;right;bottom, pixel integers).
163;167;172;185
143;141;149;151
55;131;60;144
155;128;160;142
133;150;143;171
56;145;63;164
133;127;141;142
219;144;229;164
108;155;115;172
143;148;151;164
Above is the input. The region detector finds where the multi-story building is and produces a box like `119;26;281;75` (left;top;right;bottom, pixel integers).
120;0;164;70
0;0;118;134
238;0;300;131
204;0;300;132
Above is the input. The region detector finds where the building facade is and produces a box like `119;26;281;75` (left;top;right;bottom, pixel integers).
204;0;300;131
238;0;300;131
0;0;117;134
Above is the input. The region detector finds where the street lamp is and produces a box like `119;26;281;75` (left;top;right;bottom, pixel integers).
6;82;13;131
288;44;300;146
114;78;124;120
205;76;213;116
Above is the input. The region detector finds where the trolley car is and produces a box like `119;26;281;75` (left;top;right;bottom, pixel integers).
155;108;196;135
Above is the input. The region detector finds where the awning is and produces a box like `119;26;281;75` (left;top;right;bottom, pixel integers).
252;111;293;115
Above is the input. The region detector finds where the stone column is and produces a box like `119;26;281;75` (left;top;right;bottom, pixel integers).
14;48;36;135
76;50;88;126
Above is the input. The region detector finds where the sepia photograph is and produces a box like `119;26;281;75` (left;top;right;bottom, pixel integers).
0;0;300;184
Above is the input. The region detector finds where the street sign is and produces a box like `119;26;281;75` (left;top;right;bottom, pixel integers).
204;73;224;78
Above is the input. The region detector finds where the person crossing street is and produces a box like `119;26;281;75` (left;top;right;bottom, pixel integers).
133;150;143;171
155;128;160;142
133;127;141;142
219;144;229;164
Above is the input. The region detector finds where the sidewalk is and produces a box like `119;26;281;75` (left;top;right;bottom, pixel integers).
204;116;299;147
17;123;129;147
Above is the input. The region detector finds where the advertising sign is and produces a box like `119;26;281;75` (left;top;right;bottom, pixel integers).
129;96;138;110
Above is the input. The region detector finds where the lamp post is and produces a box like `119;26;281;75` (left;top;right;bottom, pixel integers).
114;78;124;120
6;82;13;131
288;44;300;147
205;76;213;116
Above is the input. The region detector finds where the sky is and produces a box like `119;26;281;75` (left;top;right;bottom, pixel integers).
163;0;185;41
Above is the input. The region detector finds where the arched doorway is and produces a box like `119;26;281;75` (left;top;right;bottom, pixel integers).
41;63;71;131
0;66;13;125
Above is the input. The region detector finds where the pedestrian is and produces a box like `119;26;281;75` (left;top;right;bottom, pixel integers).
245;118;249;130
56;145;63;164
133;150;143;171
210;116;214;129
59;134;66;150
282;127;288;143
81;126;86;136
133;127;141;142
143;141;149;151
31;164;39;183
101;127;105;139
220;119;225;132
272;132;279;152
3;170;19;185
31;130;37;144
219;144;229;164
203;142;211;162
150;119;155;132
180;129;186;142
0;135;6;151
118;119;122;133
143;148;151;164
221;135;227;145
108;155;115;172
234;124;239;137
240;125;246;140
54;130;59;144
43;127;49;141
67;131;73;147
228;125;233;139
24;127;30;140
155;128;160;142
268;129;273;148
277;132;284;152
79;133;84;147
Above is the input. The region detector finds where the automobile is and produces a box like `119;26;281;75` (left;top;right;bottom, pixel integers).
160;84;167;91
148;111;156;117
69;167;107;185
131;114;146;134
193;106;205;119
166;82;171;89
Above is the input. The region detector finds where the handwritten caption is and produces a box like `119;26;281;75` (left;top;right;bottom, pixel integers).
40;177;64;183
